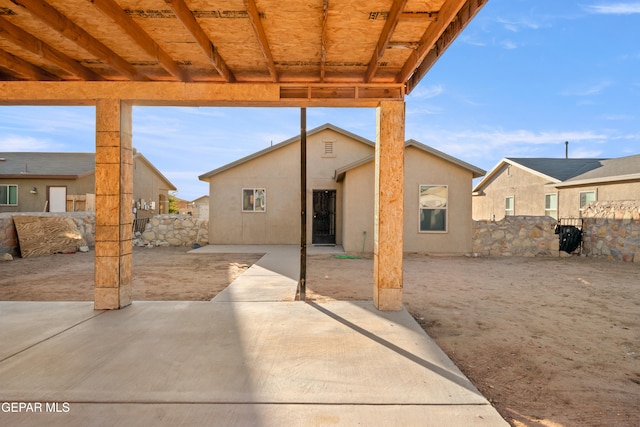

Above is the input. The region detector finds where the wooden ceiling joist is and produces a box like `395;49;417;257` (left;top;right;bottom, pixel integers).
11;0;147;81
244;0;278;83
320;0;328;82
405;0;487;93
165;0;235;82
364;0;408;83
0;0;489;98
0;16;103;81
90;0;191;82
397;0;467;85
0;48;60;80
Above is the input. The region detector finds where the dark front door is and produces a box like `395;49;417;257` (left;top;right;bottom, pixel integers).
312;190;336;245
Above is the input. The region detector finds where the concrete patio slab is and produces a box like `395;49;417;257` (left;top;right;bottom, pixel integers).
0;245;507;426
0;301;508;426
0;302;102;362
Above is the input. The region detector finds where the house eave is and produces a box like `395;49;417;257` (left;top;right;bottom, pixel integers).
554;173;640;188
0;174;81;179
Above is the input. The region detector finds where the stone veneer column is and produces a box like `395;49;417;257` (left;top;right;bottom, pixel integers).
94;99;133;309
373;100;405;311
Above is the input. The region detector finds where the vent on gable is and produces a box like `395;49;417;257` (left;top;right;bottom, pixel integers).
322;141;336;158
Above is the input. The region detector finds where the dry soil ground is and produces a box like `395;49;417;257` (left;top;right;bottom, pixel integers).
1;247;638;427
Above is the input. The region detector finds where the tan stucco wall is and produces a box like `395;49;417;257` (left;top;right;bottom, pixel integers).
0;175;94;213
341;146;475;254
133;158;172;215
403;147;475;253
342;163;374;253
556;181;640;218
472;165;551;220
208;128;373;244
473;164;640;220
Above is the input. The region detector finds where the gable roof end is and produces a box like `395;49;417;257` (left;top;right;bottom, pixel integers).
198;123;375;181
336;139;486;182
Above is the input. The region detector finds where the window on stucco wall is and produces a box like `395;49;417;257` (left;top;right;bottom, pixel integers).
242;188;266;212
545;193;557;219
419;185;447;232
0;184;18;206
505;196;515;216
579;190;596;211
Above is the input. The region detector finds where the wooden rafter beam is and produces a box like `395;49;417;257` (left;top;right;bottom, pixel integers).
0;48;60;80
405;0;487;93
90;0;191;82
397;0;467;84
0;16;102;81
164;0;235;82
11;0;146;81
365;0;408;83
244;0;278;83
320;0;328;82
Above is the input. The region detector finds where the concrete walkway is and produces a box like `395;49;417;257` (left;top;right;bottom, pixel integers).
0;245;508;426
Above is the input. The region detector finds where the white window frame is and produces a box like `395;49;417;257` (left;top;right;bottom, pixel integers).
418;184;448;233
242;188;266;212
0;184;18;206
544;193;558;219
579;190;596;211
505;196;515;216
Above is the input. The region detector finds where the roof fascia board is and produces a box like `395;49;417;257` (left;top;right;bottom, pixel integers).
199;123;375;181
133;152;177;191
473;158;560;192
405;139;485;178
554;173;640;188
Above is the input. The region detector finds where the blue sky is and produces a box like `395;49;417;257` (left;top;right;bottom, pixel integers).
1;0;639;201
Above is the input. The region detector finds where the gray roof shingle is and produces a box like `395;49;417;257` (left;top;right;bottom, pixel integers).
0;152;95;176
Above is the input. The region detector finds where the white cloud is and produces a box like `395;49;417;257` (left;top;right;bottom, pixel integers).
560;80;612;96
496;17;541;32
409;84;445;99
500;39;518;50
0;135;60;151
584;3;640;14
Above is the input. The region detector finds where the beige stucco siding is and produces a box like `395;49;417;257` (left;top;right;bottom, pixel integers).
556;181;640;218
473;165;551;220
0;176;94;213
133;158;172;215
342;163;375;253
341;147;476;254
403;147;474;253
209;128;373;244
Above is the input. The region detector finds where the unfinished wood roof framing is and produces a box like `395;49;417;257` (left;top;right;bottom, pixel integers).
0;0;488;310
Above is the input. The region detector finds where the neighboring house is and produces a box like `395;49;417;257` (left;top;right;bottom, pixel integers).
191;195;210;220
0;149;176;216
472;154;640;220
199;124;485;254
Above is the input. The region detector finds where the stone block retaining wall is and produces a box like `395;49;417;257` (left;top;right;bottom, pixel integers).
472;216;559;257
581;201;640;262
2;207;638;262
139;214;209;247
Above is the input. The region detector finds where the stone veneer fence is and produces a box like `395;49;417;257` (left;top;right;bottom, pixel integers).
2;205;638;262
472;200;640;263
139;214;209;247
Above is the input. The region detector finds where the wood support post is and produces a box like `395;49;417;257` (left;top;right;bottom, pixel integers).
94;99;133;310
373;100;405;311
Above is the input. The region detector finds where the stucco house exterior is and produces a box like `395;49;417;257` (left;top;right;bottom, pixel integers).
472;154;640;221
199;124;485;254
0;149;176;216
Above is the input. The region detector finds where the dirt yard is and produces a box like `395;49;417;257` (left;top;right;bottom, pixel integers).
1;247;638;427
